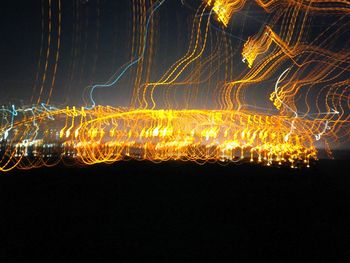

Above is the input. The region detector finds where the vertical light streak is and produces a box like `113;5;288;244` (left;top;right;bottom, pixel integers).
36;0;52;105
47;0;62;105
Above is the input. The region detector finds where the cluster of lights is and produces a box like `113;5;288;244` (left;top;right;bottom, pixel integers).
1;107;317;171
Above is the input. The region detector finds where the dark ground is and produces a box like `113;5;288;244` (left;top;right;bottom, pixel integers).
1;155;350;262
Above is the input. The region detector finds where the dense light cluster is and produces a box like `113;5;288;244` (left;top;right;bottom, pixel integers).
1;107;318;171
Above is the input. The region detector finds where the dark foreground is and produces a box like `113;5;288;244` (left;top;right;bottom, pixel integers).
1;157;350;262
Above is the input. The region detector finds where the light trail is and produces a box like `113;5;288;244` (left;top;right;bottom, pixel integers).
87;0;166;109
1;0;350;172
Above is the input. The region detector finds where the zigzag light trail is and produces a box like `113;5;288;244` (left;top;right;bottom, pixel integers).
1;0;349;172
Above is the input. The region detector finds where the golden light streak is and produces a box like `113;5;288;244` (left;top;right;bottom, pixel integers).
205;0;247;27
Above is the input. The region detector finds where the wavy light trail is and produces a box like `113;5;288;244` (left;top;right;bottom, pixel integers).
0;0;349;172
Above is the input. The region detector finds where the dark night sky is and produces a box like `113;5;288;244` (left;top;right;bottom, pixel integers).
0;0;42;101
0;0;270;108
0;1;347;112
0;0;134;105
